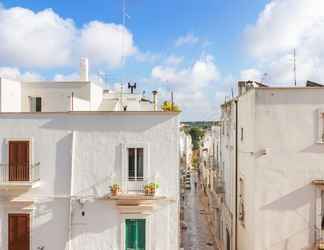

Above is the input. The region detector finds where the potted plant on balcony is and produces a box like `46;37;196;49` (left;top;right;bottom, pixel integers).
110;184;120;196
144;183;159;196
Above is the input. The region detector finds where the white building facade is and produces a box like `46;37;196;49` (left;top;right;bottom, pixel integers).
217;81;324;250
179;129;192;171
0;61;180;250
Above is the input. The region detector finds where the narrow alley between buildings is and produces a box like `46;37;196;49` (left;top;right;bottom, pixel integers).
181;171;218;250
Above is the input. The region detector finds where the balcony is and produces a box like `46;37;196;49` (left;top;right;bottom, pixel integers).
104;178;172;214
0;163;40;189
126;177;145;194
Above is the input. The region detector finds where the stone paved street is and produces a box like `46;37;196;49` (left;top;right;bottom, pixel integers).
181;174;217;250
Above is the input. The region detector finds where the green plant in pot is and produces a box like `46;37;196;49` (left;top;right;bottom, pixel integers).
144;183;159;196
110;184;120;196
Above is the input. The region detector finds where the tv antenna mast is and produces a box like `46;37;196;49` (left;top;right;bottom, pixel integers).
121;0;130;68
120;0;130;89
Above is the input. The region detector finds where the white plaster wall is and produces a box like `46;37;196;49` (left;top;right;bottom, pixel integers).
242;88;324;250
73;97;90;111
0;114;73;250
70;114;179;249
222;102;236;216
219;101;236;250
0;78;21;112
89;82;103;111
237;90;256;250
0;113;179;250
21;82;90;112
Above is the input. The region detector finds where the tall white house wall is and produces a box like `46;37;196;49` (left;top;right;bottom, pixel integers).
0;114;73;250
236;90;256;250
0;113;179;250
236;88;324;250
0;78;21;112
221;101;236;249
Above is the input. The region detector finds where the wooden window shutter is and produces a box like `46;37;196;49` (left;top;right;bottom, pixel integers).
9;141;29;181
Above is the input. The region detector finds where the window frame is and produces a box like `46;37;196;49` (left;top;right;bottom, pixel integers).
120;214;151;250
4;138;33;169
121;143;149;191
29;97;42;112
317;109;324;143
127;147;144;181
238;176;246;227
240;127;244;141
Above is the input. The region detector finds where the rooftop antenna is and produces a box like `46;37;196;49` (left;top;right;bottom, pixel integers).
293;48;297;86
128;81;136;94
121;0;130;86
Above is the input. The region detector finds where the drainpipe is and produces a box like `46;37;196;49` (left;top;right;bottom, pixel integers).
68;131;76;250
234;99;238;250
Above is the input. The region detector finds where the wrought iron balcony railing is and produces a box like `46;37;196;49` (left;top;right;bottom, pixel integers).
0;163;40;185
127;177;145;193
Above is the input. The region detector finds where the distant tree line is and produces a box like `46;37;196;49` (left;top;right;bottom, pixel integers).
188;127;205;150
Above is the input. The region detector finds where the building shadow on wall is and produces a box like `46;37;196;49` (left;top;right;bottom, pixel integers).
71;144;122;198
301;110;324;154
33;199;70;250
261;184;317;250
41;114;173;132
54;134;73;197
301;143;324;154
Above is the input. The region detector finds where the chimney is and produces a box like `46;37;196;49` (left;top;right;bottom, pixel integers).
238;81;247;96
80;57;89;81
152;90;158;111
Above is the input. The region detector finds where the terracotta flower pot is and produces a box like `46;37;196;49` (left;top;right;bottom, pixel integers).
150;188;156;196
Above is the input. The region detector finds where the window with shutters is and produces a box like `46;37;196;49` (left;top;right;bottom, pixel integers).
8;214;30;250
125;219;146;250
30;97;42;112
128;148;144;181
318;110;324;143
238;177;245;226
9;141;30;181
122;143;149;193
240;127;244;141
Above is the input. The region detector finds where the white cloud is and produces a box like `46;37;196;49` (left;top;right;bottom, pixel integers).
152;54;221;120
164;55;183;66
175;33;199;47
152;54;220;91
0;67;42;81
244;0;324;84
80;21;136;67
53;72;80;81
135;51;161;63
0;5;137;69
0;6;76;68
240;68;262;81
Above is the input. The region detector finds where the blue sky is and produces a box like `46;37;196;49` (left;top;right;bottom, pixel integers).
0;0;322;121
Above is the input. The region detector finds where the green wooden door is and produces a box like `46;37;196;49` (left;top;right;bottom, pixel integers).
125;219;145;250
